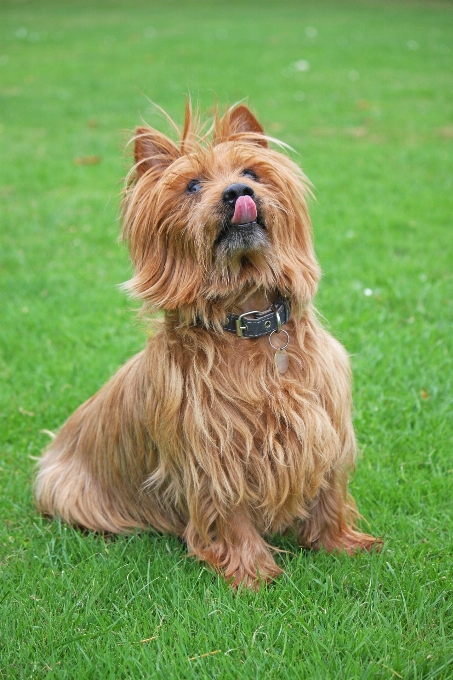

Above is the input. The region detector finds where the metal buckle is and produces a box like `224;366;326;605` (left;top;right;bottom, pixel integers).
273;303;282;332
235;310;264;337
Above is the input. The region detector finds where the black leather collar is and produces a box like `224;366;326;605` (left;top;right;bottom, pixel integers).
223;297;290;338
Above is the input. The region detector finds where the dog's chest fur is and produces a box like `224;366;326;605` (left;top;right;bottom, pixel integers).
144;315;342;530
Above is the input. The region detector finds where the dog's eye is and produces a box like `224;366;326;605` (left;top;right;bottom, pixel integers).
241;169;258;181
187;179;202;194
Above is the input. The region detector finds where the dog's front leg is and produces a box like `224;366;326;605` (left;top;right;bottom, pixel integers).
184;508;282;590
298;469;381;553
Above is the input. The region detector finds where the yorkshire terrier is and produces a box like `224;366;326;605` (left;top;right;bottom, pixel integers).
35;104;379;588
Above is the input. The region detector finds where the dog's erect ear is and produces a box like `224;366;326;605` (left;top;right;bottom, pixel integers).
229;105;265;137
216;105;268;147
134;127;181;178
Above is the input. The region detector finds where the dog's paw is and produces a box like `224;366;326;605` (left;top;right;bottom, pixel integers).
224;558;283;591
319;527;383;554
300;525;382;554
337;528;383;554
199;540;283;591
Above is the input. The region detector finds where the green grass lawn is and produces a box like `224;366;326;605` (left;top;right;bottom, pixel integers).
1;0;452;677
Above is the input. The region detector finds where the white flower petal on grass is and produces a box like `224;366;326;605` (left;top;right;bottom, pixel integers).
364;288;373;296
294;59;310;72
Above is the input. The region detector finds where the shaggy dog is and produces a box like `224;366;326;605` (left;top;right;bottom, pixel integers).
35;104;379;588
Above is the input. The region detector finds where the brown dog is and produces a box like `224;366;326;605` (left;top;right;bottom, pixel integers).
35;104;379;588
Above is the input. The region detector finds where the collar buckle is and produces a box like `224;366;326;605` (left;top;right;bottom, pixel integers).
224;297;290;338
235;310;266;337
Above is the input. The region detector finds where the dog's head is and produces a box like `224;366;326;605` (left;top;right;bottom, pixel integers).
122;104;320;326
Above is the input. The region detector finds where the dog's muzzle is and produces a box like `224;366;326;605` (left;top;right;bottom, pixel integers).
215;183;267;254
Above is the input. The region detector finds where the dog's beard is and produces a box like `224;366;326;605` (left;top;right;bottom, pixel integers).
215;220;269;257
213;230;277;290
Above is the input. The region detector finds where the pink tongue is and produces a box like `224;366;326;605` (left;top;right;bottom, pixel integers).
232;195;257;225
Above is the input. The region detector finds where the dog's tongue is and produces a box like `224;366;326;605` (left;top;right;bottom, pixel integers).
231;195;257;225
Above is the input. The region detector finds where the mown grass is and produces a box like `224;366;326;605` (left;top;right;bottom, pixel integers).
1;1;452;678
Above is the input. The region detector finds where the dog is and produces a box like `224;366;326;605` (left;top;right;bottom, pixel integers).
35;103;379;588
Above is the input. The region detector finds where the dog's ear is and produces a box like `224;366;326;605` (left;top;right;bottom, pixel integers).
228;105;265;137
216;105;268;147
134;127;181;178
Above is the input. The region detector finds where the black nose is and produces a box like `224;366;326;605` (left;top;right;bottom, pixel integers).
222;183;255;205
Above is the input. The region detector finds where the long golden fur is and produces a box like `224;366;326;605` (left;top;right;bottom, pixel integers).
35;103;379;588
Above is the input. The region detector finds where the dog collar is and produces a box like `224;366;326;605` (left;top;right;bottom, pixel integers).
223;297;290;338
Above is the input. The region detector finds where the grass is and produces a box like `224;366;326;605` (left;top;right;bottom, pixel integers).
1;0;452;677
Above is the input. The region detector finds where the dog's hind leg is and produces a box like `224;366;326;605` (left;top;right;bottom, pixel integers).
35;351;181;535
184;508;282;590
36;438;132;534
298;468;381;554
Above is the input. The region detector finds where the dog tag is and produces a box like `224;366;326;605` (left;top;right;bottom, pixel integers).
274;349;289;374
269;329;290;375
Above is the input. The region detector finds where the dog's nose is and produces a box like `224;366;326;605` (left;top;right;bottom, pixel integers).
222;183;255;205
